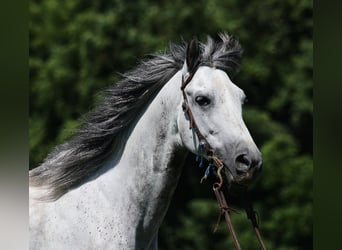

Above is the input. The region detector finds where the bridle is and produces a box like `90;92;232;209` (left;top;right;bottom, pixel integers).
181;66;267;250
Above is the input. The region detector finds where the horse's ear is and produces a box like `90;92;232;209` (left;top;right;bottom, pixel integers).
185;37;201;73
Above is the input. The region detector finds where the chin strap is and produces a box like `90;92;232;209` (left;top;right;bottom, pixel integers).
213;184;242;250
212;182;267;250
243;192;268;250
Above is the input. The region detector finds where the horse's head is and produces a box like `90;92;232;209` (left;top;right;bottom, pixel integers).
177;36;262;190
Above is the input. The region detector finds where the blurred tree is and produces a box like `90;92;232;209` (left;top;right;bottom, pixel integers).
30;0;312;249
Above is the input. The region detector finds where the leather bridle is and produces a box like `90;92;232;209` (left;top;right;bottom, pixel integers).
181;67;267;250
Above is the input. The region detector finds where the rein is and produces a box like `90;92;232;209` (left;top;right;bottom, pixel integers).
181;68;267;250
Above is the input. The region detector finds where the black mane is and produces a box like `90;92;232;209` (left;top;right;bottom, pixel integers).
29;33;243;200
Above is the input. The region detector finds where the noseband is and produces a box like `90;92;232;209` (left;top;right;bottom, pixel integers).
181;67;267;250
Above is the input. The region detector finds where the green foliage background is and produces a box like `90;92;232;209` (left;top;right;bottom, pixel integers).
29;0;312;249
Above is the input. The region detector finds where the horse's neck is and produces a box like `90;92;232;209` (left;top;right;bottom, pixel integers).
97;71;187;247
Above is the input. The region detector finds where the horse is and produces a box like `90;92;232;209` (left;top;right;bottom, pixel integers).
29;33;262;250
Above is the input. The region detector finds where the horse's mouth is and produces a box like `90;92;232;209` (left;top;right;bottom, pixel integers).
222;165;257;192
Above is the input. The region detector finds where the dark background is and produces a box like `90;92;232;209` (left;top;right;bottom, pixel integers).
2;0;331;249
28;0;312;249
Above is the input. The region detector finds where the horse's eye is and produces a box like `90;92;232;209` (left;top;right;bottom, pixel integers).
195;96;211;106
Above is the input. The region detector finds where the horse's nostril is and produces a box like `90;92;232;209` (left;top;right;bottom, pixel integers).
235;152;262;175
236;154;251;167
255;160;263;172
235;154;251;175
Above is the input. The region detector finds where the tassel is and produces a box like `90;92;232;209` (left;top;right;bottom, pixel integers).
200;163;213;183
197;142;205;168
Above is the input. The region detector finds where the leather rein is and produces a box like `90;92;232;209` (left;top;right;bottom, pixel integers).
181;68;267;250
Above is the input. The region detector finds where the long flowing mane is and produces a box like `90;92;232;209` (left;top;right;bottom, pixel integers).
30;33;242;200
